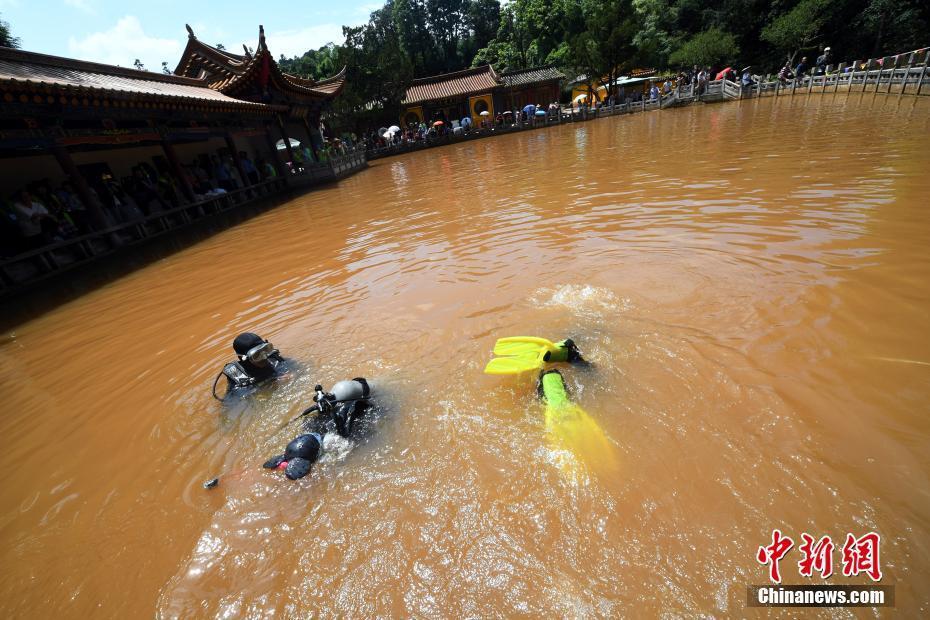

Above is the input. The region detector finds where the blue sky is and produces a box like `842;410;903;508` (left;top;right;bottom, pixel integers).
1;0;381;71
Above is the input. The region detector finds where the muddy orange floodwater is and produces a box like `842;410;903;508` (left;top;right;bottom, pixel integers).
1;94;929;617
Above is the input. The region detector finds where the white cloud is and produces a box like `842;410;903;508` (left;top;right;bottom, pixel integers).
354;3;382;16
64;0;93;13
67;16;182;71
264;24;346;58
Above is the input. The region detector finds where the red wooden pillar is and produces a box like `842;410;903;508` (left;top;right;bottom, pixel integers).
51;143;107;229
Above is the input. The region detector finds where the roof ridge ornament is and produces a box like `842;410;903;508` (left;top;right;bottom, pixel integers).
185;24;195;39
242;44;252;60
258;25;267;52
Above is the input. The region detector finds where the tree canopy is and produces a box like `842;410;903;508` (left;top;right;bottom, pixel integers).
1;12;20;49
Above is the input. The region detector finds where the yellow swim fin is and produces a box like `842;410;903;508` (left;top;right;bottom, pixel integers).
484;352;546;375
493;336;561;358
540;370;619;480
484;337;579;375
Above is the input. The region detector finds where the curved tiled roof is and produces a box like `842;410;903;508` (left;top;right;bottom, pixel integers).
175;27;345;100
403;64;566;105
0;46;269;111
403;65;500;105
500;66;565;88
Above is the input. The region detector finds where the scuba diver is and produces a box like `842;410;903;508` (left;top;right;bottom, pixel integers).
211;332;289;400
484;336;617;479
204;377;374;487
263;377;373;480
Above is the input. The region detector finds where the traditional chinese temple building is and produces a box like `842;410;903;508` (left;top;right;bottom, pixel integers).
400;65;564;127
0;25;361;293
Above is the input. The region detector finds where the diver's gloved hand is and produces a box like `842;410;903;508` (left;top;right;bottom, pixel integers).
263;455;286;469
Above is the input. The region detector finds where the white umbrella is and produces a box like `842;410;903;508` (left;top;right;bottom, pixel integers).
479;110;490;116
388;125;401;133
573;93;589;103
275;138;302;150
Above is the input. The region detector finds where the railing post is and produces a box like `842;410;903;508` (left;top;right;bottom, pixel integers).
916;50;929;96
847;61;858;91
875;56;889;93
862;59;872;92
888;56;899;93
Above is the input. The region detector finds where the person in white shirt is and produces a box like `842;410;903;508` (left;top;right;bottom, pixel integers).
12;190;55;249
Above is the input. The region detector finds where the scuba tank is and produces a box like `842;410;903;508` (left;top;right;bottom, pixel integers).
313;378;371;437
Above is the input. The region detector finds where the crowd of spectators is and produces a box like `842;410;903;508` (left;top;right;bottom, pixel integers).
1;133;369;260
364;102;564;152
0;150;277;259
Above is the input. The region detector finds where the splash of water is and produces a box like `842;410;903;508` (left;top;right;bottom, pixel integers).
531;284;631;319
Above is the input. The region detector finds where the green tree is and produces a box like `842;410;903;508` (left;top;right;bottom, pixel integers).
669;27;739;67
392;0;439;74
632;0;675;67
855;0;930;57
761;0;832;58
278;44;341;81
333;4;414;131
569;0;639;96
1;13;20;48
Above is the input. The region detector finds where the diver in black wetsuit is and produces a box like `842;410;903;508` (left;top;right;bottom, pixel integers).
263;378;372;479
212;332;288;399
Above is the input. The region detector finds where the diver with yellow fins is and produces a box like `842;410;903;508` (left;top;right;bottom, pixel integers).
484;336;617;478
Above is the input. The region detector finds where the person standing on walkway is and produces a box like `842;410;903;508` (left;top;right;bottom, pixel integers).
816;47;832;75
741;66;755;96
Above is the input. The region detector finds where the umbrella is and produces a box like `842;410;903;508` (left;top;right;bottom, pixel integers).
432;120;444;127
715;67;732;80
378;126;389;137
479;110;490;116
388;125;400;133
275;137;302;150
535;109;546;117
523;104;536;115
573;93;588;103
502;110;513;116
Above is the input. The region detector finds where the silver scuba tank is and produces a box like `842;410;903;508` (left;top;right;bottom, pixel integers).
329;378;368;402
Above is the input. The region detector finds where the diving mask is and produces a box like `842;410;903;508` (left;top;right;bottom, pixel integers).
242;341;276;363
